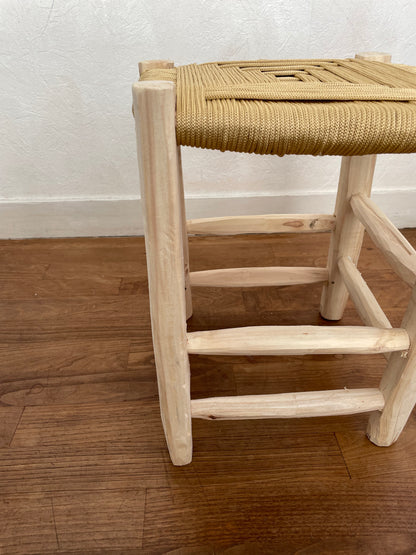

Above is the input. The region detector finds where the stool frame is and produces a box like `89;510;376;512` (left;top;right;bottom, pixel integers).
132;52;416;466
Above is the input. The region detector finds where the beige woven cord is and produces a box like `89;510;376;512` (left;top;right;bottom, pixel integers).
140;58;416;156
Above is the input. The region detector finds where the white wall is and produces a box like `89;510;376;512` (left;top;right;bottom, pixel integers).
1;0;416;237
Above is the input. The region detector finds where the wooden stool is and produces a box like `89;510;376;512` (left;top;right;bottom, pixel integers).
132;52;416;465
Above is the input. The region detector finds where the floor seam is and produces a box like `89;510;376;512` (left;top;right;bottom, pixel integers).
334;431;352;480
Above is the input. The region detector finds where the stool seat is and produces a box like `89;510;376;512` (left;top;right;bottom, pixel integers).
140;58;416;156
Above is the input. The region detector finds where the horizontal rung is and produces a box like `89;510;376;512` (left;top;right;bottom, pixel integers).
186;214;335;235
187;325;409;356
191;388;385;420
190;266;328;287
350;193;416;286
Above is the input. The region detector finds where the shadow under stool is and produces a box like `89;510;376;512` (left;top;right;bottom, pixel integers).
132;51;416;465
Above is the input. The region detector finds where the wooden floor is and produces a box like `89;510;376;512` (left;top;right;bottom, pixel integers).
1;230;416;554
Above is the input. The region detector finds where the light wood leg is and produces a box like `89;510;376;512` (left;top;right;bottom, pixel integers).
320;51;391;321
320;155;376;320
368;286;416;445
138;60;192;320
132;79;192;465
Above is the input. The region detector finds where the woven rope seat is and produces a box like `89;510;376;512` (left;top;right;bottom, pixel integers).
140;58;416;156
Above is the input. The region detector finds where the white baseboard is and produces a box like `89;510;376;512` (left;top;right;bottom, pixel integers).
1;190;415;239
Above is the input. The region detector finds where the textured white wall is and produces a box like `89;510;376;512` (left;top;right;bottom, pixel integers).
1;0;416;236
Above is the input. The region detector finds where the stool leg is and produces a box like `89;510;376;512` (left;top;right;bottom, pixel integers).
320;51;391;321
133;79;192;465
368;286;416;445
320;155;376;320
138;60;192;320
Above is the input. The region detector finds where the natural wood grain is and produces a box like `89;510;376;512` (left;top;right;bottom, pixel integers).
0;406;23;447
351;192;416;286
138;59;174;74
190;266;328;287
187;325;409;356
0;276;121;299
2;401;169;493
368;285;416;445
355;52;392;62
133;78;192;465
231;353;385;396
187;432;349;486
142;482;416;550
187;214;335;235
191;388;384;420
0;339;130;382
138;60;192;320
52;490;145;550
0;296;149;342
0;494;58;554
0;338;159;406
336;417;416;481
338;256;392;329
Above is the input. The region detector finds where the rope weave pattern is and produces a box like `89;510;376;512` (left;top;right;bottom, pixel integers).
140;59;416;156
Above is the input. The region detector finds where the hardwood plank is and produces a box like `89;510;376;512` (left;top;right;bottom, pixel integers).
1;401;169;492
187;355;237;398
336;415;416;480
52;489;145;551
0;296;149;341
0;237;147;278
0;373;157;406
186;432;348;486
119;277;149;295
0;263;49;279
0;493;58;554
0;445;169;493
0;338;159;406
0;276;122;299
292;534;416;554
188;235;277;272
0;339;130;382
11;401;165;449
0;406;23;446
231;353;386;396
142;481;416;550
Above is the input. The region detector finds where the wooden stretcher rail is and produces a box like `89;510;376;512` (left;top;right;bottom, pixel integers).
350;193;416;286
186;325;409;356
186;214;336;235
338;256;392;329
191;388;385;420
189;266;328;287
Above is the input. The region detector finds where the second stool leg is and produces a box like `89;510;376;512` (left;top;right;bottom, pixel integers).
320;50;391;321
320;155;376;320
